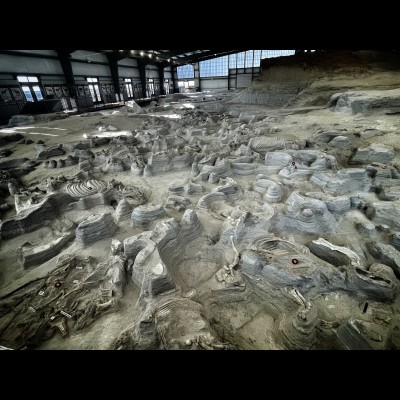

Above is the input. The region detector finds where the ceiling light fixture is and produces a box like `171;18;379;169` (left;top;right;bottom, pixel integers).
140;51;144;56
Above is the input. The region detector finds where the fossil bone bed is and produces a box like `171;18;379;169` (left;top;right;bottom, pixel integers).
2;51;400;350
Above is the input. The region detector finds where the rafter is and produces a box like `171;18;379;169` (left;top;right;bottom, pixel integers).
175;49;247;65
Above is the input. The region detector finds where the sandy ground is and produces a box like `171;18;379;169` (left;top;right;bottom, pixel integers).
1;94;400;349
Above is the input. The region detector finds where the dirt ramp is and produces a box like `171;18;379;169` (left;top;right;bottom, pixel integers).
232;50;400;107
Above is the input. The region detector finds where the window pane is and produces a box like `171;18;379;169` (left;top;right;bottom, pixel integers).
21;86;34;102
92;78;98;82
236;52;245;68
17;76;28;82
253;50;261;67
127;84;133;97
177;64;194;79
88;85;96;102
28;77;38;82
229;54;236;69
199;55;228;77
32;85;43;100
94;84;101;99
245;51;253;68
125;78;131;82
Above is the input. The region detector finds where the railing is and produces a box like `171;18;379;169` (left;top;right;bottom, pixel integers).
0;101;25;125
0;95;107;125
0;82;166;126
0;98;73;125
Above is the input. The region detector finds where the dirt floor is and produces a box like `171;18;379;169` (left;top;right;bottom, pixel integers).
1;90;400;350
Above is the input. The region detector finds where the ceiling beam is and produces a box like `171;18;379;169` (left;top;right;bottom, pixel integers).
174;49;247;65
97;49;248;67
0;50;60;60
153;49;198;59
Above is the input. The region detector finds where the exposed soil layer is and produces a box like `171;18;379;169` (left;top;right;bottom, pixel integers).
1;52;400;350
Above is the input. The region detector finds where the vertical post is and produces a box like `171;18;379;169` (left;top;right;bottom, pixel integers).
158;64;165;95
251;50;255;82
193;62;201;92
228;55;231;90
137;59;147;98
170;64;178;93
235;52;238;89
56;50;76;97
107;53;121;101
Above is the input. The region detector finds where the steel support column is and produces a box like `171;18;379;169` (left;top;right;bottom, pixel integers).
194;62;201;92
170;65;178;93
137;59;147;98
107;54;121;99
56;50;76;97
158;65;165;95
